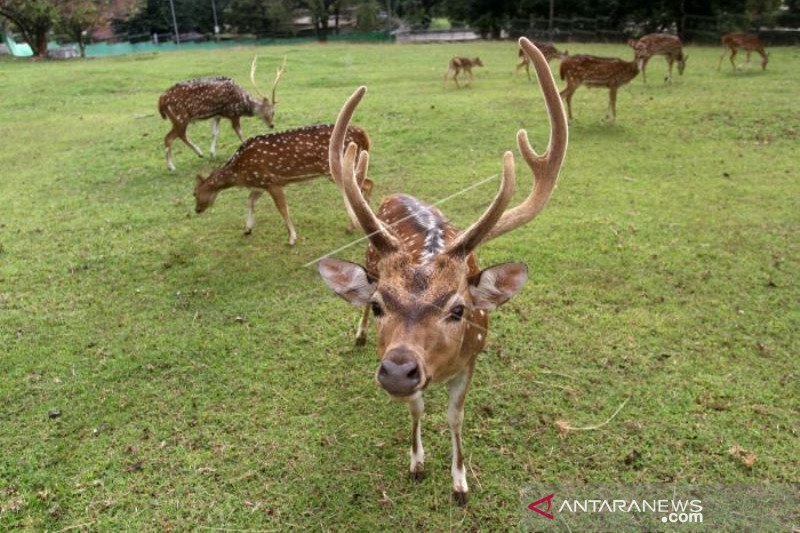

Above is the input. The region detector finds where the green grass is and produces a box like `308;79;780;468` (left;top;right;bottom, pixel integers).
0;41;798;530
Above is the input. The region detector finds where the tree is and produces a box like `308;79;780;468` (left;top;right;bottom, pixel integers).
57;0;99;57
0;0;58;57
225;0;294;36
305;0;337;41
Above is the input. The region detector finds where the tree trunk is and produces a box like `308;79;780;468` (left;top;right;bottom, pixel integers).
79;35;86;58
34;29;48;57
316;15;329;42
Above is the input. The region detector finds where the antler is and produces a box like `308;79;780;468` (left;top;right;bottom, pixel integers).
271;56;287;104
445;152;516;258
481;37;568;244
250;56;267;99
330;87;399;254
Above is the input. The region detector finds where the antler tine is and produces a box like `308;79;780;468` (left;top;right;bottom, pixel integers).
483;37;568;243
271;56;287;104
330;87;399;254
445;151;516;258
250;56;267;99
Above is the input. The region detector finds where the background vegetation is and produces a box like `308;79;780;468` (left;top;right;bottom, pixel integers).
0;41;798;530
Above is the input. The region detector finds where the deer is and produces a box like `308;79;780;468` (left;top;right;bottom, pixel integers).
194;124;373;245
317;38;567;506
443;57;484;88
558;54;639;121
159;57;287;171
516;41;567;80
718;32;768;72
627;33;687;83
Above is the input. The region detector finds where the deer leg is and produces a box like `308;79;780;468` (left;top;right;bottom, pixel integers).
745;50;752;66
178;125;204;158
244;189;263;236
717;48;728;71
355;305;370;346
443;68;452;87
758;48;768;70
164;127;179;172
607;87;618;121
453;69;460;88
560;83;576;120
729;48;738;71
266;185;297;246
231;116;245;142
448;369;472;506
665;58;674;83
209;117;221;158
407;393;425;480
641;57;650;83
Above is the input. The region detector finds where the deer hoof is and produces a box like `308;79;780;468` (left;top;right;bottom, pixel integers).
354;335;366;347
411;467;425;482
452;490;469;507
243;228;252;236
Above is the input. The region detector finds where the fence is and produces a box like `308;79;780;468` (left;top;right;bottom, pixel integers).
0;31;393;59
507;13;800;45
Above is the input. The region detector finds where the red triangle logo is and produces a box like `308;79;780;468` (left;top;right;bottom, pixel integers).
528;493;555;519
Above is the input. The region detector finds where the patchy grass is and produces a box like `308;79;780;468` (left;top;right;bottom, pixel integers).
0;41;798;530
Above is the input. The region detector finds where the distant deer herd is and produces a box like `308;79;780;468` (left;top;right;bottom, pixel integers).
156;32;771;505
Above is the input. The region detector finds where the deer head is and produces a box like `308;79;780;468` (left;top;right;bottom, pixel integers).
473;57;484;67
319;38;567;398
250;56;287;129
194;174;218;213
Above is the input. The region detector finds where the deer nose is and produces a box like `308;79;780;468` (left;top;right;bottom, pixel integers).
377;348;421;396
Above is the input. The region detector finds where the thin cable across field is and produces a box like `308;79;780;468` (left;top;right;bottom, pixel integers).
301;173;499;267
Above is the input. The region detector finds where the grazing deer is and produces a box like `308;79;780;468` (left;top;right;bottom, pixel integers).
558;54;639;121
443;57;484;88
159;57;287;171
516;41;567;80
718;32;768;72
318;38;567;505
194;124;373;245
627;33;687;83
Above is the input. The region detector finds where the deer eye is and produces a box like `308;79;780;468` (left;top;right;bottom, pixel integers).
370;301;383;317
448;305;465;322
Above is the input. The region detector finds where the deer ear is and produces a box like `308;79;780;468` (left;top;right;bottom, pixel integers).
318;258;376;306
469;262;528;310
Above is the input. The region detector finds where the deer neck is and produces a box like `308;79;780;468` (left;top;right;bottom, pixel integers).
244;93;262;117
203;166;238;192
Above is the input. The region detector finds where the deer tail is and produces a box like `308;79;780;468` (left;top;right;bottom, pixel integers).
158;95;167;119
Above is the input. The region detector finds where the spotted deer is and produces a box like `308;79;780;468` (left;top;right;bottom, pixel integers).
317;38;567;505
558;54;639;121
718;32;768;72
516;41;567;80
627;33;687;83
159;57;287;171
194;124;372;245
443;57;484;88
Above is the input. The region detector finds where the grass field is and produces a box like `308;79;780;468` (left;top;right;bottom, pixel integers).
0;41;798;530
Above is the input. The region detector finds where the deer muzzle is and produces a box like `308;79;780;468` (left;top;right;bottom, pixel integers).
377;347;424;397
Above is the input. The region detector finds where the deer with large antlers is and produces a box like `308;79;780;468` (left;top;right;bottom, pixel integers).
194;124;372;245
718;32;768;72
317;38;568;505
628;33;687;83
158;57;287;171
558;54;639;121
516;41;567;80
